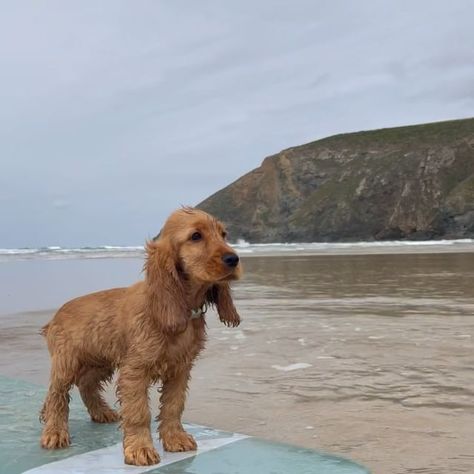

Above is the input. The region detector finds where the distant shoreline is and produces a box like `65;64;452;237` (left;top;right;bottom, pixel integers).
1;239;474;261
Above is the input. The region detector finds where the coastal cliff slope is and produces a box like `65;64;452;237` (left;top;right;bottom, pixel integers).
198;118;474;242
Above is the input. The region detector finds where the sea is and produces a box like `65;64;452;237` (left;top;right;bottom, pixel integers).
2;238;474;262
1;238;474;316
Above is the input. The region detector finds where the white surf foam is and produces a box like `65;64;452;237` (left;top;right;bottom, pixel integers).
271;363;312;371
2;238;474;261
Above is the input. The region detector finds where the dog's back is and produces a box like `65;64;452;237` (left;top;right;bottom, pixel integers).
42;285;138;366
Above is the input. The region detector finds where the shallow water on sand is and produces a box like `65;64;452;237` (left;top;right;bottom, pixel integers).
230;254;474;410
200;254;474;473
0;252;473;473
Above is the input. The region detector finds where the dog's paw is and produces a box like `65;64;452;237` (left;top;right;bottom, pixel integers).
40;429;70;449
124;445;160;466
220;313;241;327
162;431;197;452
91;409;120;424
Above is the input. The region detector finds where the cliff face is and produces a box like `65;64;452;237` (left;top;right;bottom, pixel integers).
198;118;474;242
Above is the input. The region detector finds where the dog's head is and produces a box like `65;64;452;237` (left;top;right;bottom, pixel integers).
155;207;241;283
145;208;241;333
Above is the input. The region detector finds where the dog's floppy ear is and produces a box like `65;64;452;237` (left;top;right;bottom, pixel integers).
206;283;240;327
144;239;188;334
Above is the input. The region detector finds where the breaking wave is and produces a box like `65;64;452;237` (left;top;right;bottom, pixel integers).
1;239;474;261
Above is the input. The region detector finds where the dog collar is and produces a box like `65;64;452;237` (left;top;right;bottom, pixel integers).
190;302;208;320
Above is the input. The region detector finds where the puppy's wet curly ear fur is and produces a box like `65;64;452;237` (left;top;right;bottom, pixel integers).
206;283;241;327
144;240;188;334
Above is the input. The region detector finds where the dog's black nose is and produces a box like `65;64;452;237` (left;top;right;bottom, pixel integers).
222;253;239;268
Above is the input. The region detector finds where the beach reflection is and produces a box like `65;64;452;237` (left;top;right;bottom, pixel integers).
223;254;474;409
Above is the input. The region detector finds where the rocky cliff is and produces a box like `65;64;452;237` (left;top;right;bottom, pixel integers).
198;118;474;242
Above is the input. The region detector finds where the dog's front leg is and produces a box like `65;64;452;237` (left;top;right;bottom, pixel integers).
158;367;197;452
117;363;160;466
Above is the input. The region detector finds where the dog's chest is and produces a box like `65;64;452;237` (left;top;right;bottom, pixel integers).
153;322;206;376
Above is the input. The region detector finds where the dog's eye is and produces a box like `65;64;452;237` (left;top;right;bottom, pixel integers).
191;232;202;241
221;231;227;239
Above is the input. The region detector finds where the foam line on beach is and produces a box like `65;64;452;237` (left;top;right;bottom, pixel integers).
2;238;474;261
271;363;312;371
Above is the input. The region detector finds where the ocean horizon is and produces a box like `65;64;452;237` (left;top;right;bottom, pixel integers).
1;238;474;261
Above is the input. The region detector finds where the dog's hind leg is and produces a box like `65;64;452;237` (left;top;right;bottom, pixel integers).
40;355;77;449
77;366;119;423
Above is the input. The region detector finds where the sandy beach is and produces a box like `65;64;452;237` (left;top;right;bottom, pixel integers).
1;251;473;473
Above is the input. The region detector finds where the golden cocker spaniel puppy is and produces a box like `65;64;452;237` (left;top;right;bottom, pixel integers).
39;208;241;466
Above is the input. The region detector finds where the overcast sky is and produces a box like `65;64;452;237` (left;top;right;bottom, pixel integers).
1;1;473;247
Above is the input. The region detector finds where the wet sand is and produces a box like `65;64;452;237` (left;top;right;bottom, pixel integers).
1;253;473;473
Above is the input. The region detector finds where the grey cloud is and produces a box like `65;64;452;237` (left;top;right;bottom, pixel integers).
1;1;473;247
